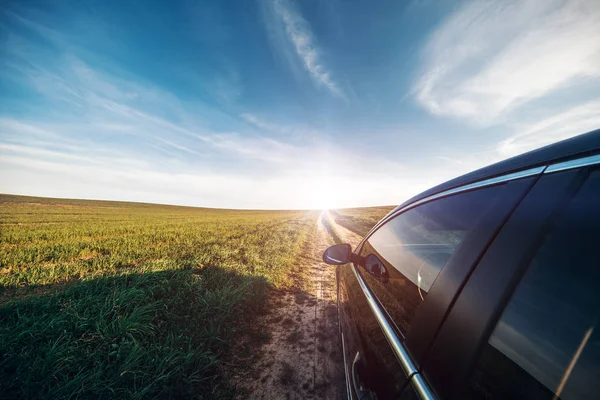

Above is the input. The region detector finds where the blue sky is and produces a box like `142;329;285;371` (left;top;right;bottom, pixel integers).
1;0;599;209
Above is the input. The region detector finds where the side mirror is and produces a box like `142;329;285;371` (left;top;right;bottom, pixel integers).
322;243;353;265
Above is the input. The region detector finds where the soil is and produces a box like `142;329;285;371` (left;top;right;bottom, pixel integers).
234;212;346;399
328;215;364;248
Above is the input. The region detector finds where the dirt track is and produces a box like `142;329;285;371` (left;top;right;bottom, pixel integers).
327;213;363;249
236;213;345;399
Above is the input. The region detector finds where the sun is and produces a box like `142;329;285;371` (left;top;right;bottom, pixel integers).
305;176;344;210
314;192;338;210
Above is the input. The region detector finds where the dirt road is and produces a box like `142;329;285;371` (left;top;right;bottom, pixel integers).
236;212;346;399
326;213;363;249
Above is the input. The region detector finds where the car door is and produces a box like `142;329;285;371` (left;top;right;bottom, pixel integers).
338;173;538;399
420;158;600;399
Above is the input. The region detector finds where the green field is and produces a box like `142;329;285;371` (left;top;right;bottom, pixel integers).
330;205;395;237
0;194;318;398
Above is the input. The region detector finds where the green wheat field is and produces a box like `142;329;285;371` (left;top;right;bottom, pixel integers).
0;194;391;398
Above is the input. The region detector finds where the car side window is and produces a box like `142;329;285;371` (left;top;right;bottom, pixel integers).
468;169;600;400
358;183;508;336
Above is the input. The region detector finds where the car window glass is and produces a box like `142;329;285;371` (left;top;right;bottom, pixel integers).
359;184;506;336
468;169;600;400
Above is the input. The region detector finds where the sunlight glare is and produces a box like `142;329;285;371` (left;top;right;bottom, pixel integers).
303;174;345;210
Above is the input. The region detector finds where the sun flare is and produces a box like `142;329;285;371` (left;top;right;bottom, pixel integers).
304;175;345;210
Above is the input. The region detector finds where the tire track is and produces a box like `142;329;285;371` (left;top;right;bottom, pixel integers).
236;212;345;399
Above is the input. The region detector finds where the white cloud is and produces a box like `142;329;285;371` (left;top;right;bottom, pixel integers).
0;137;429;209
3;53;306;165
498;99;600;157
416;0;600;125
0;9;437;209
263;0;345;99
1;95;423;209
239;113;321;141
240;113;286;133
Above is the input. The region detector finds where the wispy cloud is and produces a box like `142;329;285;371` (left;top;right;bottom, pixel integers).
263;0;345;100
0;42;413;208
430;97;600;175
240;113;288;133
1;115;423;209
498;99;600;157
415;0;600;125
2;6;449;210
239;113;321;141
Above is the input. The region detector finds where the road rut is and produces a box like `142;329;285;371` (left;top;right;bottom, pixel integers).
236;212;345;399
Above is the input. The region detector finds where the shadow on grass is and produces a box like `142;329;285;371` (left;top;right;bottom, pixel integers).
0;266;270;399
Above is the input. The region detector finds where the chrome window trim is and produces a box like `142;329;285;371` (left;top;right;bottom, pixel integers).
350;264;416;375
366;165;547;242
340;332;353;400
351;264;435;399
412;374;435;400
344;152;600;399
372;151;600;238
348;165;548;400
544;153;600;173
417;166;546;206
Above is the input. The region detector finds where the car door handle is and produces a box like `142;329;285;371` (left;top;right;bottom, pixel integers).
352;352;376;400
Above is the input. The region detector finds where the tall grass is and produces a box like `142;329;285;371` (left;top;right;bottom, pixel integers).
0;194;318;398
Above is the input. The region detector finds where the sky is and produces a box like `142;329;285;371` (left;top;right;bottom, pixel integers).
1;0;599;209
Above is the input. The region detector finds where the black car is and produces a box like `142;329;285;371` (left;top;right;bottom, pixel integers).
323;129;600;400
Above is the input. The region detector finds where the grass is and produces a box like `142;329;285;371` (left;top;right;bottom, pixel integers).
329;205;395;237
0;194;318;398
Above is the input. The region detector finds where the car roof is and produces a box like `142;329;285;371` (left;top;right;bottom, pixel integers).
393;128;600;213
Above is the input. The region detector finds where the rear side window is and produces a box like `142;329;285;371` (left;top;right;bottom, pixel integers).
358;184;507;336
469;169;600;400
